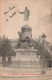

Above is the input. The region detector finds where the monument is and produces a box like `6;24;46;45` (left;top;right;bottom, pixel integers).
11;7;40;69
17;7;33;49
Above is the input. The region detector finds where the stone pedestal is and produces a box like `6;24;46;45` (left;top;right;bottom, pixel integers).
11;49;40;68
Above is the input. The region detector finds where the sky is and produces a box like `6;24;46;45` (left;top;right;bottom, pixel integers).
0;0;52;43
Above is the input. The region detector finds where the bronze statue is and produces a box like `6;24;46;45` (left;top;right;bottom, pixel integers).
18;7;30;21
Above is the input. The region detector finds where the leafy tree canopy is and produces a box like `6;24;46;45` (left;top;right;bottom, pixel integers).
0;38;16;57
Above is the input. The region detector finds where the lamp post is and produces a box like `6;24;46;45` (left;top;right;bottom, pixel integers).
41;33;46;47
41;33;46;74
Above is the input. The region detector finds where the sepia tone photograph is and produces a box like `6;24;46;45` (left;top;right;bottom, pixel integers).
0;0;52;80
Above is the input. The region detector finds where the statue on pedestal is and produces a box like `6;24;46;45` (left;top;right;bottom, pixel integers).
17;7;34;48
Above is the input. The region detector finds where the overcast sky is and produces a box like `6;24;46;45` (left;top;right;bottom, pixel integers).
0;0;52;43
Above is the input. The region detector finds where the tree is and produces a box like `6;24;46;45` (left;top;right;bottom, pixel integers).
0;37;16;66
34;41;51;67
50;44;52;51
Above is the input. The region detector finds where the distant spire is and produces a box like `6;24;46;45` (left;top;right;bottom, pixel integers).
39;36;40;43
3;35;6;41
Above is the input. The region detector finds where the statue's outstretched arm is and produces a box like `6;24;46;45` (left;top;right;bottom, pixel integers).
18;11;24;14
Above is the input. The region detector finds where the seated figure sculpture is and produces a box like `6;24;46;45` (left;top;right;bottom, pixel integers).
17;25;33;48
